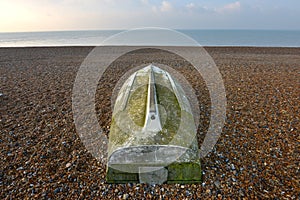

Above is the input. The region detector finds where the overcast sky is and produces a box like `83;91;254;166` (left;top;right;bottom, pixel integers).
0;0;299;32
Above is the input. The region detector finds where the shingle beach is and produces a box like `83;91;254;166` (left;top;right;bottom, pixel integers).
1;47;299;199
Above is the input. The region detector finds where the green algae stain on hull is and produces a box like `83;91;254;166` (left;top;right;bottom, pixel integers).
107;65;201;184
128;85;148;127
107;162;201;184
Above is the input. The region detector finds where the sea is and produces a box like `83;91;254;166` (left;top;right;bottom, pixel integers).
0;29;300;47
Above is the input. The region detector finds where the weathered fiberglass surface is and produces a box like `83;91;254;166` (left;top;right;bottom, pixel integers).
107;65;201;183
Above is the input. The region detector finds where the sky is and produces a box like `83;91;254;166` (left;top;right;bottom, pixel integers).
0;0;299;32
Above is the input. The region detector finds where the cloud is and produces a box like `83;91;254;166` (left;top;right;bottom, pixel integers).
186;3;195;9
1;0;299;32
223;1;241;11
151;1;173;13
160;1;172;12
216;1;241;13
140;0;148;5
185;2;210;13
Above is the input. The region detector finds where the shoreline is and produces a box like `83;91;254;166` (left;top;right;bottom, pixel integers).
1;45;300;48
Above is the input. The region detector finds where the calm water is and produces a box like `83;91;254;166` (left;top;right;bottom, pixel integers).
0;29;300;47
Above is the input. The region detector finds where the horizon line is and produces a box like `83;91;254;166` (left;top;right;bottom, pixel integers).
1;28;300;34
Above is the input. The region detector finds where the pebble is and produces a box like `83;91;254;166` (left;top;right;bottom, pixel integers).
214;180;221;188
16;167;24;171
1;47;299;199
66;163;72;168
123;194;129;199
231;164;235;170
54;188;61;194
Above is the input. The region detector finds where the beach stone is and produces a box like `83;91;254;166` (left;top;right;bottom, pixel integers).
54;188;61;194
123;194;129;199
214;180;221;188
66;163;72;168
2;46;299;198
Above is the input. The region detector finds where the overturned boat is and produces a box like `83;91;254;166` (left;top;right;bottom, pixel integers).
107;64;201;184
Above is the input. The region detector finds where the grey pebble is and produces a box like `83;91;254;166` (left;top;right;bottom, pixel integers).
214;180;221;188
231;164;235;170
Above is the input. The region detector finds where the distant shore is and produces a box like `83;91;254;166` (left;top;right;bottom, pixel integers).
1;46;299;199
